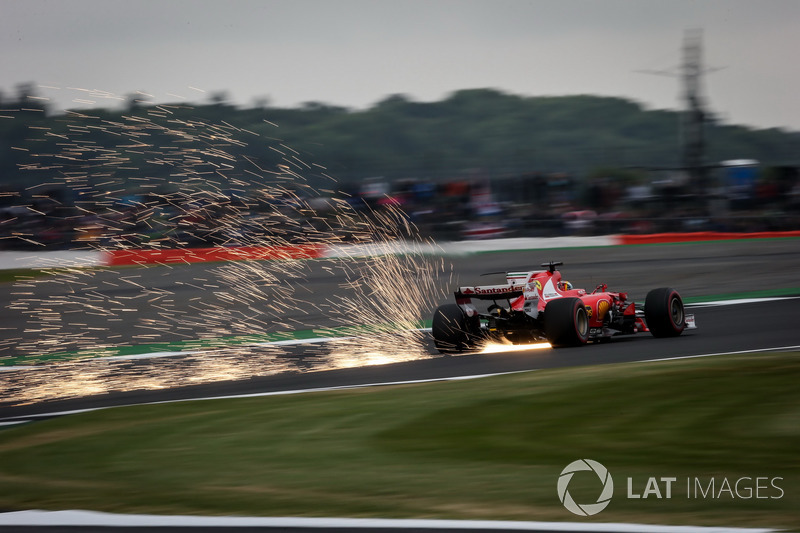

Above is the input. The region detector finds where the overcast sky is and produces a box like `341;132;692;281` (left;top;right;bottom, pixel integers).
2;0;799;130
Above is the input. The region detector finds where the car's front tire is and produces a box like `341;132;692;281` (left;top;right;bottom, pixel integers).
545;297;589;348
644;287;686;337
432;303;484;354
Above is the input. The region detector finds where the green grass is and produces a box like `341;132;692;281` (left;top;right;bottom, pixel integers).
0;268;61;284
0;352;798;528
682;287;800;303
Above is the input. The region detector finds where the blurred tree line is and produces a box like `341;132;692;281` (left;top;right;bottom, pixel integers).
1;85;798;193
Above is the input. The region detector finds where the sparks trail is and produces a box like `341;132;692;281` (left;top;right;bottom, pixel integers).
0;87;450;404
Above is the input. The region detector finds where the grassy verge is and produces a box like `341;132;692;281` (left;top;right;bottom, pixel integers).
0;268;61;284
0;352;798;528
682;287;800;303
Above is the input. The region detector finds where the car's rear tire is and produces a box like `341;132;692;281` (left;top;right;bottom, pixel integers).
545;297;589;348
432;303;484;354
644;287;686;337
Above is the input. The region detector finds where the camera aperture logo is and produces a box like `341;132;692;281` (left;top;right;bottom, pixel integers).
557;459;614;516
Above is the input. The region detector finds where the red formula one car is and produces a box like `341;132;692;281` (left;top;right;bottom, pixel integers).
432;261;696;352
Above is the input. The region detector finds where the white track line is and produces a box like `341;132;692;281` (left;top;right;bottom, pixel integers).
0;420;28;427
642;345;800;364
0;370;532;424
103;350;202;362
0;510;775;532
256;336;358;346
686;296;800;307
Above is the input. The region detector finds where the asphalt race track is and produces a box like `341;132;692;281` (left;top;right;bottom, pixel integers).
2;293;798;422
2;238;800;418
1;240;799;532
2;239;799;359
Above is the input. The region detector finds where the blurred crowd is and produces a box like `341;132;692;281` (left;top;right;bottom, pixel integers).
380;166;800;241
1;164;799;250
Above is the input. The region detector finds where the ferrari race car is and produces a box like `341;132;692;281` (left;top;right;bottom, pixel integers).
432;261;696;352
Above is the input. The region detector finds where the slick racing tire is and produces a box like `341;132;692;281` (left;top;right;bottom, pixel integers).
644;287;686;337
432;303;484;354
545;297;589;348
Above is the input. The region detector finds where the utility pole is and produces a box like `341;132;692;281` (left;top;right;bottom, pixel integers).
638;29;723;208
682;28;708;197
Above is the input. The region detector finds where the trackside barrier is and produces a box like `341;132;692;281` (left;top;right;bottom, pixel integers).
1;232;798;270
0;250;106;270
616;230;800;246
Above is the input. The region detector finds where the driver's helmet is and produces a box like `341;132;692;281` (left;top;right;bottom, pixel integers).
559;280;573;291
